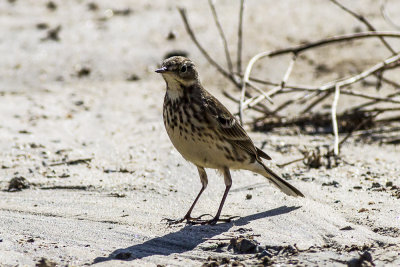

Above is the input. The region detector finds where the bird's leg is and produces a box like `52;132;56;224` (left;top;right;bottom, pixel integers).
163;167;209;224
189;167;238;225
202;183;232;225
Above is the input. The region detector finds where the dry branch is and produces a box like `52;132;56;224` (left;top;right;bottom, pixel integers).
237;0;245;75
330;0;397;54
178;8;238;87
208;0;233;74
332;85;341;155
268;32;400;57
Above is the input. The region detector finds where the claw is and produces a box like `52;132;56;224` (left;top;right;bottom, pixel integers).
195;213;213;220
162;214;205;225
161;217;185;225
163;214;240;225
190;215;240;225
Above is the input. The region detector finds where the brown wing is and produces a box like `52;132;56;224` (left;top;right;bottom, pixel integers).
203;93;272;160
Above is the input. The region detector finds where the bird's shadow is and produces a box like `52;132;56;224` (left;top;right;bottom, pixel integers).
93;205;300;264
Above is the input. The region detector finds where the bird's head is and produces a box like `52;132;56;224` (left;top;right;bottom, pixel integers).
155;56;199;87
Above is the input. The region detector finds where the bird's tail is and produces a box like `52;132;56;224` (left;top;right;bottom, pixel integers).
251;161;304;197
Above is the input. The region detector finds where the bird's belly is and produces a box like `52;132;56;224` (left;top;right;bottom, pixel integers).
166;126;247;169
167;128;218;168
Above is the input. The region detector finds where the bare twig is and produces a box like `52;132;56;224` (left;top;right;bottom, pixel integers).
203;234;261;241
381;0;400;30
277;157;305;168
240;55;299;121
259;78;400;105
268;31;400;57
244;75;317;91
40;185;91;190
332;84;341;155
246;82;274;104
280;54;297;89
351;91;400;110
242;85;277;109
330;0;397;54
379;75;400;89
271;92;315;115
362;107;400;113
223;91;270;114
352;126;400;136
319;52;400;91
242;94;267;112
241;52;272;120
375;70;384;91
178;8;239;87
208;0;233;74
340;89;400;104
237;0;245;74
375;115;400;123
48;158;93;166
301;91;332;114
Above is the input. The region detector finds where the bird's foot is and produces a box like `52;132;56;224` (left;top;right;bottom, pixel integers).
162;217;185;225
187;215;240;225
162;214;213;225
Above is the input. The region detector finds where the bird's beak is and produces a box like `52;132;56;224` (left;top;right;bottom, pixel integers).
155;66;168;73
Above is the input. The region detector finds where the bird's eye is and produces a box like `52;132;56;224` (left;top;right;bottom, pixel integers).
180;65;187;73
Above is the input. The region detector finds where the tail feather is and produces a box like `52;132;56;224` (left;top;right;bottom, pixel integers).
253;161;304;197
256;147;272;160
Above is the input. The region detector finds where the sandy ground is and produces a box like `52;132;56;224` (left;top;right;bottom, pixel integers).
1;0;400;266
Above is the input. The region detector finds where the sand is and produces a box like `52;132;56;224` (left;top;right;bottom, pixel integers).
0;0;399;266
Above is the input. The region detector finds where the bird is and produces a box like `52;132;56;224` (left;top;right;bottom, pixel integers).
156;56;304;225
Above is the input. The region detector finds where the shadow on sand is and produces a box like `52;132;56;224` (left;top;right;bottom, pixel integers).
93;205;300;264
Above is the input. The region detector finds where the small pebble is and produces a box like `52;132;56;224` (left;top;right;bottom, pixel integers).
76;67;91;77
8;177;30;192
36;257;56;267
36;23;49;30
127;74;140;81
340;226;354;231
46;1;57;11
166;31;176;40
371;182;381;188
88;2;98;11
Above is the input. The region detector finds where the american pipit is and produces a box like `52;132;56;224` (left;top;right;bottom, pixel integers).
156;56;304;225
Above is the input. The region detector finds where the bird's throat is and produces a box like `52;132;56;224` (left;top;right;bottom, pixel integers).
166;87;184;101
